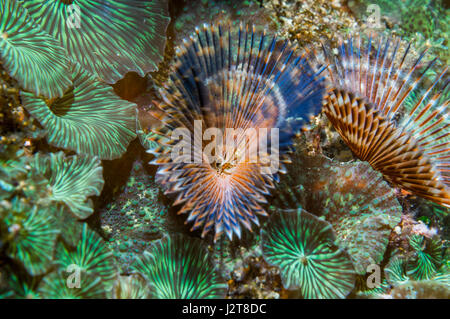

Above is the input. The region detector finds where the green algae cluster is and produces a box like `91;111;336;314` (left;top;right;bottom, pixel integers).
0;148;116;298
19;0;170;84
0;0;449;300
347;0;449;65
0;0;172;298
99;160;175;274
21;65;138;160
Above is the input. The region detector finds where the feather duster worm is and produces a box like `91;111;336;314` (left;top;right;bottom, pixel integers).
146;23;326;241
19;0;170;83
322;35;449;207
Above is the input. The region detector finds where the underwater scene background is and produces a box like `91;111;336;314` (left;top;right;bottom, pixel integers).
0;0;449;299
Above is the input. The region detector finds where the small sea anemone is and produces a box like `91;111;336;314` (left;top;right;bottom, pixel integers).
147;22;326;241
322;34;449;207
131;234;227;299
432;262;450;287
30;151;104;219
20;64;137;160
261;208;356;299
0;197;59;276
19;0;170;84
0;0;71;98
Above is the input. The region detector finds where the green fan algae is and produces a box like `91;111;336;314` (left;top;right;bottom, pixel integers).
0;0;449;300
18;0;170;84
272;149;402;275
261;208;356;299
